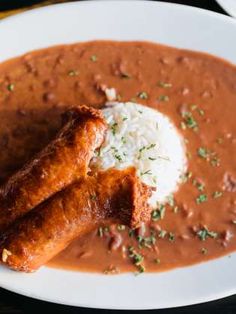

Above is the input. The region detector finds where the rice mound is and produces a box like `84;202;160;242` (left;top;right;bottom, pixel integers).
92;102;186;208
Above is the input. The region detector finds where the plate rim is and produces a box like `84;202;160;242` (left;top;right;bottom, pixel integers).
0;0;236;309
216;0;236;18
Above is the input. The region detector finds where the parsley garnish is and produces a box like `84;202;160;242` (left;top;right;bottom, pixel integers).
90;55;97;62
111;122;118;135
154;258;161;264
158;81;172;88
151;204;165;221
138;91;148;99
196;194;208;204
197;227;218;241
117;224;126;231
148;157;156;161
7;83;14;91
90;195;97;201
198;147;209;159
141;170;152;176
158;230;167;238
168;232;175;242
147;143;156;150
137;235;156;249
212;191;223;199
159;95;169;102
128;247;145;273
182;111;198;131
68;70;78;76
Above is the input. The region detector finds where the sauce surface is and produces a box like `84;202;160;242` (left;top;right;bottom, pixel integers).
0;41;236;274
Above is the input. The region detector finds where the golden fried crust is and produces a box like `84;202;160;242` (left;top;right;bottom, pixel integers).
0;105;107;232
0;168;151;272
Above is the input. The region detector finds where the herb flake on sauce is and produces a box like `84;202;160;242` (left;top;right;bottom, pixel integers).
196;194;208;204
197;227;218;241
138;91;148;99
151;204;166;221
7;83;14;91
90;55;98;62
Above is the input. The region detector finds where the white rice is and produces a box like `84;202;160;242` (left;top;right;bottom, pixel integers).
92;102;187;208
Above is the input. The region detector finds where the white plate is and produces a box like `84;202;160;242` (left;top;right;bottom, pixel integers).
0;1;236;310
216;0;236;18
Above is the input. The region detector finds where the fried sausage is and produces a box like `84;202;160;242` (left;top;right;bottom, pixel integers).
0;168;152;272
0;106;107;232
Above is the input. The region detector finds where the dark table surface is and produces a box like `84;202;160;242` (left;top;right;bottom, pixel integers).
0;0;234;313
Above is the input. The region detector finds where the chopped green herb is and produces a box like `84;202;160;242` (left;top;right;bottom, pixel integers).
138;110;143;114
158;81;172;88
168;232;175;242
151;204;166;221
147;143;156;150
137;265;145;274
121;136;127;144
137;235;156;249
197;227;218;241
196;194;208;204
182;111;198;131
129;229;135;237
111;122;118;135
90;195;97;201
190;104;204;116
117;224;126;231
148;157;156;161
198;108;205;116
90;55;97;62
158;230;167;238
139;146;146;153
138;91;148;99
193;179;205;192
159;95;169;102
122;116;128;121
114;154;122;162
212;191;223;199
197;147;209;159
7;83;14;91
191;104;198;111
154;258;161;264
68;70;78;76
141;170;152;176
211;156;220;167
128;247;145;273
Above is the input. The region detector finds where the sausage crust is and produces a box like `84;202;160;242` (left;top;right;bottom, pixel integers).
0;168;151;272
0;106;107;232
